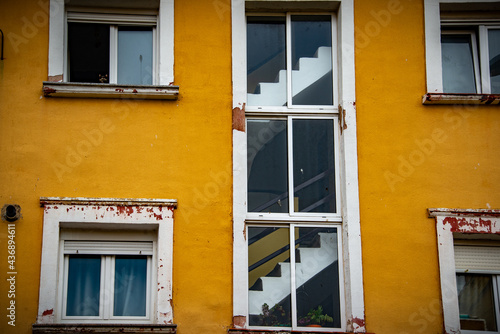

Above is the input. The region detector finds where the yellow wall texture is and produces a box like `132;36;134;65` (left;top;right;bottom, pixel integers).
0;0;233;333
355;0;500;333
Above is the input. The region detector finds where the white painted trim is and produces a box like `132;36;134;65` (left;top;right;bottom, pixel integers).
49;0;65;80
430;208;500;334
47;0;174;84
231;0;365;332
36;198;175;325
158;0;174;85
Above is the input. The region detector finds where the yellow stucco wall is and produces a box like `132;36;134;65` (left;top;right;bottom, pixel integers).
355;0;500;333
0;0;233;333
1;0;500;333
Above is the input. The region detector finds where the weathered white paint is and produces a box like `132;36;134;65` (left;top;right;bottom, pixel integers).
423;93;500;105
231;0;365;331
429;208;500;334
43;82;179;99
37;197;176;325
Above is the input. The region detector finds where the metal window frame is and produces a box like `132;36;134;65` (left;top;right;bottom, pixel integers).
245;12;338;112
245;115;341;222
246;223;345;332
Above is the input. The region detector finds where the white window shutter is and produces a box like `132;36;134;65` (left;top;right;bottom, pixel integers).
64;241;153;255
455;245;500;273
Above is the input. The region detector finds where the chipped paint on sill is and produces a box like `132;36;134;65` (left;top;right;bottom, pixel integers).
422;93;500;105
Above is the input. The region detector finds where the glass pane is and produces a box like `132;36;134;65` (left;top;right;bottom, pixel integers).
293;119;336;213
457;274;497;331
68;23;110;83
248;226;291;327
295;227;340;328
247;17;286;106
114;255;148;317
66;255;101;316
118;27;153;85
247;120;288;213
291;16;333;105
488;29;500;94
441;34;477;93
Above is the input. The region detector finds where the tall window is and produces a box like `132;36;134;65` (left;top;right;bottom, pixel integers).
245;12;343;331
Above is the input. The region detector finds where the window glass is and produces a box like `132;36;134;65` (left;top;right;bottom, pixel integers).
66;255;101;316
292;119;335;213
114;256;148;317
291;16;333;105
247;17;286;106
68;23;110;83
295;227;340;328
248;226;291;327
118;27;153;85
247;120;288;213
457;274;497;331
441;34;477;93
488;29;500;94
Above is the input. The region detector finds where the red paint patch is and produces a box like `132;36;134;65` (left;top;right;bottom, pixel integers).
443;216;497;234
352;317;365;328
42;309;53;316
232;104;246;132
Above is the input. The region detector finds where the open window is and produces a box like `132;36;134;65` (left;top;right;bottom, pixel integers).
423;0;500;104
43;0;178;99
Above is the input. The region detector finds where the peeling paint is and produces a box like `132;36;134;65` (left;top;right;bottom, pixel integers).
42;309;53;316
47;74;63;82
232;103;246;132
233;315;246;328
443;216;499;234
352;317;365;329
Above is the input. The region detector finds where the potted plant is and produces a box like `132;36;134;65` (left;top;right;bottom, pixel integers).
256;303;290;327
298;305;334;327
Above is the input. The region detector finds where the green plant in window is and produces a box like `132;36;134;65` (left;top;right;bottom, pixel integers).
298;305;334;327
257;303;290;327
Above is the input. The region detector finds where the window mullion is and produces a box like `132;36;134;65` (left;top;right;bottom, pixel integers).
289;225;298;329
286;14;293;108
287;116;295;214
102;256;112;319
109;26;118;84
479;25;491;94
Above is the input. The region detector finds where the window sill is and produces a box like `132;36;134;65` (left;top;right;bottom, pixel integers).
32;324;177;334
228;329;374;334
42;82;179;100
422;93;500;105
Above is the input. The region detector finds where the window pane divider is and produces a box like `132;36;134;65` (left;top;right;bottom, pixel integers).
479;25;492;94
289;226;298;331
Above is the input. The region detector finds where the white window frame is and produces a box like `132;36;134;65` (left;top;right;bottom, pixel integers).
65;12;158;84
423;0;500;103
428;208;500;334
245;12;338;112
246;223;345;332
36;197;176;326
232;0;365;332
58;238;155;323
48;0;174;85
246;115;341;222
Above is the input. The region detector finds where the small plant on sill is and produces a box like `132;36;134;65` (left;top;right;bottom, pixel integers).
256;303;290;327
298;305;334;327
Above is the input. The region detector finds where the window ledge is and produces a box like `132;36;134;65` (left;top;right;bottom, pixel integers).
32;324;177;334
422;93;500;105
228;329;374;334
42;82;179;100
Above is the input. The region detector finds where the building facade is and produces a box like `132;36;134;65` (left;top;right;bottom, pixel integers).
0;0;499;333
